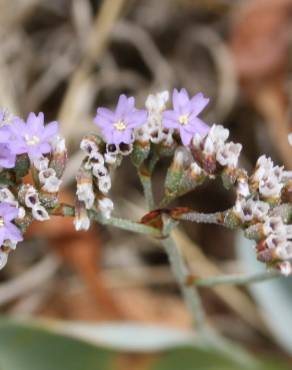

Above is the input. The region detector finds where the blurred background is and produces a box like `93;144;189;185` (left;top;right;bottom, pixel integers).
1;0;292;369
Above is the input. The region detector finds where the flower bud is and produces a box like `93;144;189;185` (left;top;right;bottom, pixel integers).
130;141;151;168
119;142;133;156
98;176;111;194
50;136;67;178
18;185;39;208
32;204;50;221
98;197;114;219
74;200;90;231
76;168;95;209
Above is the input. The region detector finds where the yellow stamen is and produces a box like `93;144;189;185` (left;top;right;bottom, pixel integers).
24;134;40;146
178;114;189;126
0;217;4;228
113;120;126;131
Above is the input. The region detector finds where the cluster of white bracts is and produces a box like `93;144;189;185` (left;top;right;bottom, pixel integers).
233;152;291;274
234;198;269;223
262;216;292;275
251;155;284;199
75;136;115;230
81;137;113;195
135;91;174;145
18;184;49;221
0;187;25;261
193;124;242;169
34;137;64;194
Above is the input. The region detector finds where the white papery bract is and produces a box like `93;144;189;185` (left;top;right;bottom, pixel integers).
216;142;242;168
98;197;114;219
234;198;269;222
135;91;172;144
32;204;50;221
76;182;95;209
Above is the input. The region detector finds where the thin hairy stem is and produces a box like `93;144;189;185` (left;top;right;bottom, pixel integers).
161;236;207;334
51;203;161;237
192;269;282;287
178;210;226;225
92;212;162;237
161;235;257;368
138;172;155;210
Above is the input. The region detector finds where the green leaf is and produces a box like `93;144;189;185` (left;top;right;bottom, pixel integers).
0;319;290;370
0;319;113;370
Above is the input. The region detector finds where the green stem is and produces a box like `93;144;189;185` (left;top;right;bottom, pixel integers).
178;211;225;224
161;236;207;334
52;203;161;237
194;269;282;288
91;212;161;237
161;235;257;368
138;172;155;210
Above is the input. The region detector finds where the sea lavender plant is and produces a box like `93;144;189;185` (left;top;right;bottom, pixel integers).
2;90;292;366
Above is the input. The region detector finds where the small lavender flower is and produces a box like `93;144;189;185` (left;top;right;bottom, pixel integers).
0;202;23;246
7;112;59;161
94;94;147;145
162;88;210;146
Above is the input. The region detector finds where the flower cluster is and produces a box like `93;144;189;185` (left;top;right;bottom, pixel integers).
0;111;65;268
231;153;292;274
75;134;115;230
0;112;58;167
191;124;242;174
250;155;284;200
256;216;292;276
1;88;292;278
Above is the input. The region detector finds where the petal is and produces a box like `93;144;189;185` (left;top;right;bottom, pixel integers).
39;142;51;153
115;95;129;116
0;149;16;168
27;147;44;161
186;117;210;136
95;108;115;123
0;128;10;142
41;121;59;141
190;93;209;116
94;116;113;130
163;118;179;129
112;129;123;145
120;129;132;144
126;110;147;128
9;118;26;136
27;112;44;133
172;88;189;111
162;111;179;129
101;128;114;144
5;222;23;242
2;205;18;221
179;128;192;146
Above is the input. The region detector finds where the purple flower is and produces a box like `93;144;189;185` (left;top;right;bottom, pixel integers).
0;202;23;246
94;94;147;145
4;112;59;161
162;89;210;146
